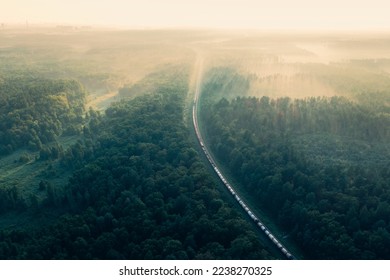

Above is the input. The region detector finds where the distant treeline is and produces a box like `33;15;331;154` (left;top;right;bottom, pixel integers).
201;89;390;259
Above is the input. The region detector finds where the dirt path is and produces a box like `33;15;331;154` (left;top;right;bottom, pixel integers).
86;91;119;110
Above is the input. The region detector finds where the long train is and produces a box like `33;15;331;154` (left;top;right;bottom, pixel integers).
192;103;295;260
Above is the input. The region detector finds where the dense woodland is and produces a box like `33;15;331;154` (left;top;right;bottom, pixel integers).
0;77;86;155
2;29;390;260
0;71;271;259
200;69;390;259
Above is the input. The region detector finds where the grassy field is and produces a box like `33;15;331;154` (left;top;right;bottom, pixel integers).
0;135;80;201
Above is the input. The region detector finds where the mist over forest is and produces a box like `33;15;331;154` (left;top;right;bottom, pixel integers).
0;26;389;259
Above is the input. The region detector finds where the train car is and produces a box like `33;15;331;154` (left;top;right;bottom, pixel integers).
194;106;296;261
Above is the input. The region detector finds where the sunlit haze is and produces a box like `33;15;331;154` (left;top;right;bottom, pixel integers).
1;0;390;30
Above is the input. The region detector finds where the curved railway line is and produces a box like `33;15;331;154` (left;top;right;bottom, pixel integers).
191;57;296;260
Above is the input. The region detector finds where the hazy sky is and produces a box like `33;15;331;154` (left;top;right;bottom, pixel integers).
1;0;390;30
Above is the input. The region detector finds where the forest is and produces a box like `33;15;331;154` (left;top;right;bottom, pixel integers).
1;27;390;260
0;77;86;155
200;68;390;259
0;60;271;259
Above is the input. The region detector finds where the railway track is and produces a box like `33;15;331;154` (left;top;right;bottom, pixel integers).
191;57;296;260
